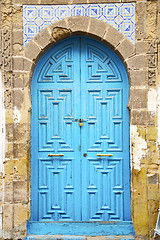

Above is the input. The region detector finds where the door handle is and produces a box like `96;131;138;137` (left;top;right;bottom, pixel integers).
97;154;113;157
48;154;64;157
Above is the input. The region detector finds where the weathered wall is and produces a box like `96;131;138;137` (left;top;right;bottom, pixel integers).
0;0;159;239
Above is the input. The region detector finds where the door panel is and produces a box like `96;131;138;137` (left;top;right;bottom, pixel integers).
32;38;81;221
80;38;129;220
31;36;130;222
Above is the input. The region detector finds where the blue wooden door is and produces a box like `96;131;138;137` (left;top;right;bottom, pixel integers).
31;36;130;222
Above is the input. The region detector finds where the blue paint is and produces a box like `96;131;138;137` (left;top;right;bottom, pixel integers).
31;36;131;235
27;221;134;236
25;236;134;240
26;236;87;240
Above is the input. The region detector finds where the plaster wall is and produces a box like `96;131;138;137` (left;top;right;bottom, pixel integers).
0;0;160;239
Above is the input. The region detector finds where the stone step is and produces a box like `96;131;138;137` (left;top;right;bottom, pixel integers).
27;221;134;236
25;235;134;240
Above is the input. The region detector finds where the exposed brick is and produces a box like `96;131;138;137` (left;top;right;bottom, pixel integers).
148;54;156;68
147;111;155;126
3;72;13;88
24;58;34;71
148;184;159;201
132;168;148;236
147;151;158;165
24;40;41;61
12;30;23;45
13;89;24;109
13;181;28;203
4;90;13;110
136;2;146;40
146;126;157;141
148;174;158;184
4;160;14;181
146;1;157;40
12;6;23;30
158;9;160;41
136;41;148;54
126;55;147;70
148;148;157;161
148;69;156;86
14;159;28;180
103;25;124;48
13;204;28;227
3;204;13;230
23;72;31;87
75;0;93;2
130;70;147;87
5;143;13;159
116;38;135;60
12;0;32;4
13;43;23;56
148;41;157;54
51;27;71;41
14;123;28;142
13;72;24;88
48;19;70;41
48;18;68;33
34;27;52;49
12;223;27;240
4;182;13;203
89;18;109;39
129;89;147;109
12;57;23;71
67;16;90;34
131;110;147;125
39;0;67;3
148;200;159;235
6;123;13;142
13;143;28;158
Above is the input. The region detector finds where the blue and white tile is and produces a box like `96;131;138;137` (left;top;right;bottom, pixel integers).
23;4;135;47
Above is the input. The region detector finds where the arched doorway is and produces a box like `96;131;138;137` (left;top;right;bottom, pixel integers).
30;35;131;235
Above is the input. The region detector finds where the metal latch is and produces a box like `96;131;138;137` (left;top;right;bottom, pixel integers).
48;154;64;157
79;119;83;127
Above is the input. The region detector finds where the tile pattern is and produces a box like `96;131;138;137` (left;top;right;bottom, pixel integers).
23;4;135;47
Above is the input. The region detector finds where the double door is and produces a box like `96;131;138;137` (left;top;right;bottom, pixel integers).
31;36;130;222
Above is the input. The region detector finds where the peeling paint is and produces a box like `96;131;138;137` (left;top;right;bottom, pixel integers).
130;126;147;171
13;106;21;124
148;88;157;112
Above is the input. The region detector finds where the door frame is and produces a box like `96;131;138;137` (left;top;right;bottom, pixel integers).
24;16;137;236
31;35;130;223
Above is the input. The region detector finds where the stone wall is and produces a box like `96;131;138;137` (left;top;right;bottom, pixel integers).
0;0;159;239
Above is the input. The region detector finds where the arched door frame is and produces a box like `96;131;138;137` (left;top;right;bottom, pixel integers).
23;16;136;229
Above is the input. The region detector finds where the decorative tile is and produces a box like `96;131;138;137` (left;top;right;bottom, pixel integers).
23;3;135;47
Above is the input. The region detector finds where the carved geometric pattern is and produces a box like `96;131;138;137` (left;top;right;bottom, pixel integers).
148;69;156;86
38;89;73;152
86;89;122;151
86;45;121;82
1;30;12;71
39;45;73;83
32;37;129;222
85;157;123;221
38;158;74;220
